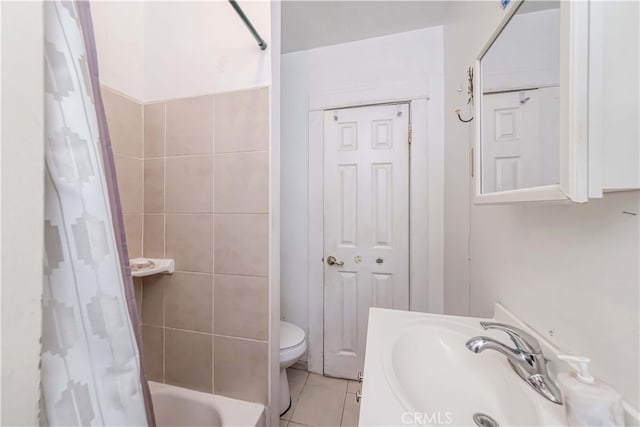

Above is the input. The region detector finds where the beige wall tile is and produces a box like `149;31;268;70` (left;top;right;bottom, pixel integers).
141;325;163;382
144;103;165;158
214;274;267;340
143;214;164;258
144;159;164;213
214;214;268;276
102;87;143;158
165;273;213;333
165;214;213;273
166;96;214;156
141;275;164;326
214;335;267;403
123;214;142;258
215;88;268;153
165;329;212;392
114;155;143;214
165;156;213;213
214;151;268;213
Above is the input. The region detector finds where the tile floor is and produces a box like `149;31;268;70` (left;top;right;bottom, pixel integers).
280;366;361;427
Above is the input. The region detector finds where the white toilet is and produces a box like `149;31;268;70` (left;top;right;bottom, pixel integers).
279;321;307;415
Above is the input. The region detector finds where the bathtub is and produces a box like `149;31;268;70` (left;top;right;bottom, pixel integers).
149;381;265;427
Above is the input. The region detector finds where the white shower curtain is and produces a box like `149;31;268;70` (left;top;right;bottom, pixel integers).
41;1;150;425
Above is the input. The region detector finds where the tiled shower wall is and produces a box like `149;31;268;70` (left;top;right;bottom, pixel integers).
103;87;270;404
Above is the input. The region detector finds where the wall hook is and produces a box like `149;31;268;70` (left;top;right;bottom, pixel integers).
455;66;475;123
455;109;474;123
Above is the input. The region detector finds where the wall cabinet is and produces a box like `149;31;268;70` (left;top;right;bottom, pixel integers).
473;0;638;204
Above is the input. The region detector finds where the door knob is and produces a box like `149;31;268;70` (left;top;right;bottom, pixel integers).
326;256;344;266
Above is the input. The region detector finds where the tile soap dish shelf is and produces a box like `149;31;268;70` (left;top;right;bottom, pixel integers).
130;258;175;278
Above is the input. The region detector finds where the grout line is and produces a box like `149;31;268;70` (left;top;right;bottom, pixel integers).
171;270;214;276
152;153;214;160
114;153;144;161
162;102;167;261
162;212;216;216
339;390;348;427
211;212;269;216
143;150;268;160
214;150;270;156
163;326;213;336
157;327;268;345
213;272;269;279
140;99;145;256
211;94;216;393
212;333;268;344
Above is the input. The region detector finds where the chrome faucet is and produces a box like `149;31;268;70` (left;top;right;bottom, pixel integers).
466;321;563;405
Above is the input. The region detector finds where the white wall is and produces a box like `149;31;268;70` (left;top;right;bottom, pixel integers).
443;1;504;316
281;26;444;337
92;1;145;101
444;0;640;410
142;1;270;102
92;1;271;102
0;1;44;423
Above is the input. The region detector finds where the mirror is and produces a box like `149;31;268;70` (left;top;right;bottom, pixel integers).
478;1;561;194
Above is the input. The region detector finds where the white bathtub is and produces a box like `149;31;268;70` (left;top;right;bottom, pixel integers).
149;381;265;427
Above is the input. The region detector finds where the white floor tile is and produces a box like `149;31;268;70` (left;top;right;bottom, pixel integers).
306;373;349;393
341;393;360;427
291;384;346;426
281;368;309;420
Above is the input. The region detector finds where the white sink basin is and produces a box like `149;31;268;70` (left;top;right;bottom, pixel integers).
380;317;555;426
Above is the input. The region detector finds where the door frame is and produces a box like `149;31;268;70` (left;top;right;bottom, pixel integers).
307;85;444;375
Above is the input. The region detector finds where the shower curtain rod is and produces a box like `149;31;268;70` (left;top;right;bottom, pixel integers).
228;0;268;51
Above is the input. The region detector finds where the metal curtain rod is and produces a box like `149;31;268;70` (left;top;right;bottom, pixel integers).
228;0;268;51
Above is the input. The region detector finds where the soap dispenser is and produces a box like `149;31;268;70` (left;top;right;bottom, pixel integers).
557;354;625;426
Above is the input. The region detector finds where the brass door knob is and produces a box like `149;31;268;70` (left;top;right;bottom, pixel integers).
326;256;344;266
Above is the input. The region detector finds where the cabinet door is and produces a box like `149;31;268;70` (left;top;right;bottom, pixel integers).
588;0;640;196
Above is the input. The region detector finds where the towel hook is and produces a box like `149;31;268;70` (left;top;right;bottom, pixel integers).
455;66;475;123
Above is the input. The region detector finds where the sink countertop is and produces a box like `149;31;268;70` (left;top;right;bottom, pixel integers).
359;306;568;427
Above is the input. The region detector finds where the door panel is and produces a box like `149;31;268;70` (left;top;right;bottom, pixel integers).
323;103;409;379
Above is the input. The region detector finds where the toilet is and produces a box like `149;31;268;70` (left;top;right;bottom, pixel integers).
279;321;307;415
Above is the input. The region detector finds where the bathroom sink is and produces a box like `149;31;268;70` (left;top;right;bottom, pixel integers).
381;319;544;426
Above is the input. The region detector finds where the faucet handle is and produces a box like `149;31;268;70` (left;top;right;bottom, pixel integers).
480;321;541;354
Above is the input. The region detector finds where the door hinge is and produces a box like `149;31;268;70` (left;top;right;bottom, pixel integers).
471;147;475;178
408;125;412;145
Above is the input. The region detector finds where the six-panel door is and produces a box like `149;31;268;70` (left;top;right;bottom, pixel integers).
323;103;410;379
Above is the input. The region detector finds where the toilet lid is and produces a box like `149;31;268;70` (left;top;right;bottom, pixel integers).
280;321;305;350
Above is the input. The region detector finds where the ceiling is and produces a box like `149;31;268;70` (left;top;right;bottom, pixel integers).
281;1;449;54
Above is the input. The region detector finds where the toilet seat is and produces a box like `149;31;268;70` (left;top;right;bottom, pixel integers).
280;321;305;350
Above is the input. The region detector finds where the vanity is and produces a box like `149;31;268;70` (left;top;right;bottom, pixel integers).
358;306;639;426
358;306;567;426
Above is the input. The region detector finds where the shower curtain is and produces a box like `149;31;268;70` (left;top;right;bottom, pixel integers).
41;1;155;425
